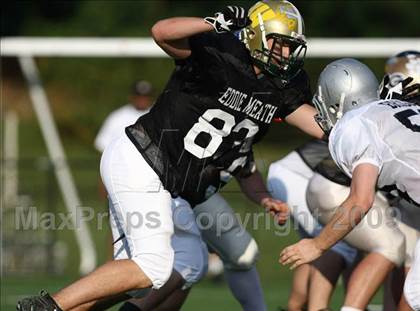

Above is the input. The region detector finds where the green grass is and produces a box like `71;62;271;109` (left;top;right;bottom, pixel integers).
1;275;384;310
1;277;245;310
2;124;385;310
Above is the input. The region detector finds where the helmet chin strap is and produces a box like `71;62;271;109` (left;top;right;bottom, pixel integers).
257;13;268;49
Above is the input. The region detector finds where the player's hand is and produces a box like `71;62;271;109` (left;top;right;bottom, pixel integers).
204;6;251;33
261;197;289;225
279;239;323;270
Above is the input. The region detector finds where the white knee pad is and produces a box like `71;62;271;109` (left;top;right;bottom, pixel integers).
131;233;175;289
307;173;405;266
231;238;259;270
110;222;174;290
194;193;259;271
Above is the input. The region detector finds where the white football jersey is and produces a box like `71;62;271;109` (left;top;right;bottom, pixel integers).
329;99;420;205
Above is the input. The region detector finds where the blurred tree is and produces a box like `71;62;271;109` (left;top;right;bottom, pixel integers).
1;1;79;36
1;1;28;36
2;1;419;37
1;0;419;146
297;0;420;37
38;0;79;20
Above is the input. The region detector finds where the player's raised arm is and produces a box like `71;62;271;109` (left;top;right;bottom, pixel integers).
151;6;250;59
279;163;378;269
151;17;212;59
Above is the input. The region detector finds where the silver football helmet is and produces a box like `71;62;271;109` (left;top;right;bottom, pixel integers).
313;58;379;134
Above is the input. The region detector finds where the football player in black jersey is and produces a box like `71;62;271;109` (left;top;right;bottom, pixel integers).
17;1;325;310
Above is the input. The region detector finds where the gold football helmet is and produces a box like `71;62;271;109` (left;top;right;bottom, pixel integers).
386;51;419;86
240;0;306;81
380;50;420;101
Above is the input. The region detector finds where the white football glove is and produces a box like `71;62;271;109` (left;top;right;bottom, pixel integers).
204;6;250;33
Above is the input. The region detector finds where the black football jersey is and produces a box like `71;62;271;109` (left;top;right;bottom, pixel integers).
296;139;351;186
126;31;311;206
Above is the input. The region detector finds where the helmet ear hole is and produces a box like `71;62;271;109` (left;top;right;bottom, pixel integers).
351;101;358;106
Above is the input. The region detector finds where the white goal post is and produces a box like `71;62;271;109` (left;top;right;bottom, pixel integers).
1;37;419;274
2;37;419;58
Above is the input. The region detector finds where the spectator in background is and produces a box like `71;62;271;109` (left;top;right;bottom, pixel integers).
94;80;154;153
94;80;155;201
93;80;155;261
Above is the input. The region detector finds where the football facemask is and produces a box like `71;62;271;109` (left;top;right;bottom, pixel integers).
240;0;307;82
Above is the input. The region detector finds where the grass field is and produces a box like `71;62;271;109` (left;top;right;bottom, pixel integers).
2;275;384;310
2;124;384;310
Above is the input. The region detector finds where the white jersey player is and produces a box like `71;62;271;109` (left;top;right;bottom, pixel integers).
268;141;358;311
94;80;153;153
379;50;420;310
329;99;420;205
280;58;420;311
94;104;149;152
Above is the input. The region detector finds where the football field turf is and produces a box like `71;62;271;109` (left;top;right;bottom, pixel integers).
2;143;384;310
1;276;383;310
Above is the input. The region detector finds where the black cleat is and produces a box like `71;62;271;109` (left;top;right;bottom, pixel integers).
17;290;63;311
